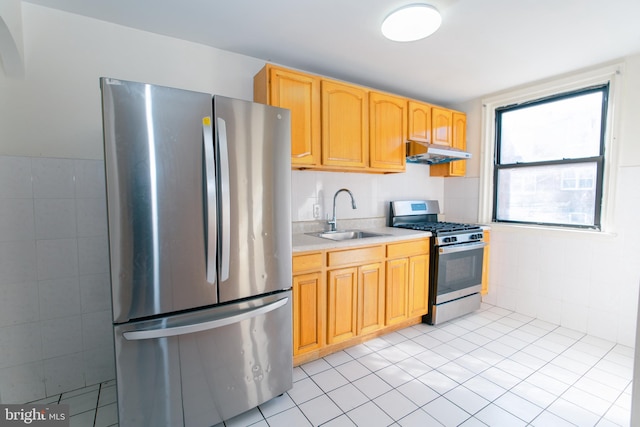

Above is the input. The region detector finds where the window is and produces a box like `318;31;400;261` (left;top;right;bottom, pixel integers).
493;85;608;229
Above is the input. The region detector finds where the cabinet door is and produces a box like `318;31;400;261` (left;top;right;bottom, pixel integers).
269;67;321;167
408;254;429;317
431;107;453;146
292;271;324;356
407;101;432;156
357;262;385;335
430;110;467;177
481;230;490;295
450;112;467;177
327;267;358;344
369;92;406;172
321;80;368;169
385;258;409;325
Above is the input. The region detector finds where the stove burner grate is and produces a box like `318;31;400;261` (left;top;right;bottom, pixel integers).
398;222;481;234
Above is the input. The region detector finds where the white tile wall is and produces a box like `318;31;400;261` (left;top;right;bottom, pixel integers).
0;155;114;404
461;164;640;347
3;154;638;404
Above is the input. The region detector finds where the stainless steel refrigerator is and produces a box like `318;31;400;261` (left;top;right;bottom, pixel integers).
100;78;293;427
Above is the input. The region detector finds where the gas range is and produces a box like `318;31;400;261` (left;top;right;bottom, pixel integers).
389;200;485;325
389;200;483;246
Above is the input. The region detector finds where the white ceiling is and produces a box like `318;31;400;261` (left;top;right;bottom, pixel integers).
23;0;640;105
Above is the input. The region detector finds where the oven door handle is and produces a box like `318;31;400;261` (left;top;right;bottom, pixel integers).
438;241;486;255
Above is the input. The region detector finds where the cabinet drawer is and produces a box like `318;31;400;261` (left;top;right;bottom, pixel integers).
293;252;324;273
327;246;384;268
386;239;429;259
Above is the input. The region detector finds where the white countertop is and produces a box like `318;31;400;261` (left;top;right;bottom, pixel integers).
292;226;431;252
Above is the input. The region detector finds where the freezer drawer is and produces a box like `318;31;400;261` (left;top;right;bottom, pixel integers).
113;291;293;427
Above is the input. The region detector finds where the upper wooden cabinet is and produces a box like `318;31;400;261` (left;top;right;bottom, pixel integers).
321;80;369;169
431;107;453;147
254;64;468;176
407;101;432;157
254;65;321;167
369;92;407;172
430;112;467;177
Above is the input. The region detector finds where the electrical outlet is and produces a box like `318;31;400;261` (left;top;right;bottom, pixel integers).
313;204;321;219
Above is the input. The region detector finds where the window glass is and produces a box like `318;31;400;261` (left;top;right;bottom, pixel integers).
494;85;607;229
496;162;598;226
499;91;603;164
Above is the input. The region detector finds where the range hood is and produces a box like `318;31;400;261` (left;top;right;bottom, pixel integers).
406;138;471;165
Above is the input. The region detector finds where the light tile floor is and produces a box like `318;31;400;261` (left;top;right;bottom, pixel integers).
32;303;634;426
29;379;117;427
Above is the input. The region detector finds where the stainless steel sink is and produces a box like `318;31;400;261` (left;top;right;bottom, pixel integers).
307;230;388;241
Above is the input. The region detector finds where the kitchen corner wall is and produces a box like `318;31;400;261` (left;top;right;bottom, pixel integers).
0;155;112;403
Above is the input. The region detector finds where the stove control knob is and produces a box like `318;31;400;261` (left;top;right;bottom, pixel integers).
451;237;457;242
443;237;451;243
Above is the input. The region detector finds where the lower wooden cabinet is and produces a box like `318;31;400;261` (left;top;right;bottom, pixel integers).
408;253;430;316
327;246;385;343
327;267;358;344
292;237;429;365
357;261;385;335
481;230;490;295
292;252;325;357
386;239;430;325
385;258;409;325
292;271;324;355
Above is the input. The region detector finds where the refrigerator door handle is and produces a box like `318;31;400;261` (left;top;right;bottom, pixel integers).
216;117;231;282
203;117;217;284
123;297;289;340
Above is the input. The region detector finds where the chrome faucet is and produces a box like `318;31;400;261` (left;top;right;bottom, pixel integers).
327;188;357;232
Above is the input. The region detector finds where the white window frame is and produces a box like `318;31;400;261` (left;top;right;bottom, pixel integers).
478;63;624;234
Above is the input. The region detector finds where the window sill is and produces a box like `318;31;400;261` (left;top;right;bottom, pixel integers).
481;221;618;240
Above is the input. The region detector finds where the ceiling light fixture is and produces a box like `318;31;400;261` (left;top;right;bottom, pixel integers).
381;4;442;42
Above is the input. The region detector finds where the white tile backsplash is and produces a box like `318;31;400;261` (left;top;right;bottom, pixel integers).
0;240;37;285
73;159;105;199
34;199;77;239
77;236;109;275
0;157;33;199
0;282;40;327
75;198;108;237
32;158;76;199
0;155;114;403
291;163;444;222
36;238;79;280
38;277;81;320
0;322;43;369
83;346;115;386
43;352;85;396
41;315;83;359
0;199;36;241
79;273;111;313
81;310;112;351
0;361;45;404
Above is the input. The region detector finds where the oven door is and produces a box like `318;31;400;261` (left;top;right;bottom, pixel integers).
434;241;486;304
